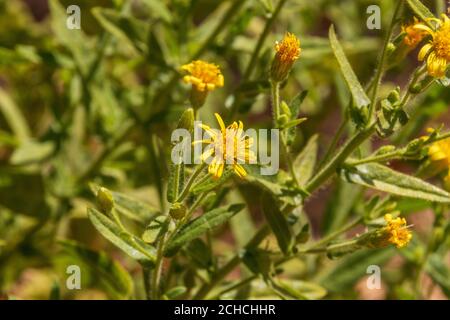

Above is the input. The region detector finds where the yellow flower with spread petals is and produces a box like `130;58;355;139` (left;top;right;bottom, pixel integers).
194;113;256;179
271;32;301;82
181;60;224;92
402;18;426;48
415;14;450;77
383;214;412;249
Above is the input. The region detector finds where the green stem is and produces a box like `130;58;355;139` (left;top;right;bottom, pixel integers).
151;235;166;300
317;117;349;170
193;225;270;299
271;81;280;126
299;217;363;253
305;125;376;193
227;0;287;121
346;151;402;166
367;0;402;123
142;267;151;300
176;164;206;202
242;0;288;80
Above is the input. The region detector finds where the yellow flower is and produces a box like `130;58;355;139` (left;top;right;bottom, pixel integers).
402;18;426;48
383;214;412;249
194;113;256;179
270;32;301;82
428;136;450;166
415;14;450;77
181;60;224;92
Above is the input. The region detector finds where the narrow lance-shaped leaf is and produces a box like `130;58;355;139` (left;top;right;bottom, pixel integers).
0;88;31;143
87;207;156;267
294;134;319;186
329;25;370;125
340;163;450;203
141;0;172;23
262;192;294;255
92;8;149;54
164;204;245;256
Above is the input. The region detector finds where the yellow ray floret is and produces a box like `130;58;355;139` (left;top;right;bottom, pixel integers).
415;14;450;77
193;113;256;179
383;214;412;249
181;60;224;92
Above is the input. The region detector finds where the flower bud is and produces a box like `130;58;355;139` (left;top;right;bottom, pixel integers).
270;32;301;83
96;187;114;214
169;202;187;220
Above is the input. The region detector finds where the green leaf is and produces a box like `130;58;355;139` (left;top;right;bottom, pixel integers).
294;134;318;186
0;88;31;143
185;239;213;270
93;8;149;54
319;248;394;292
329;25;370;124
90;184;160;224
58;240;133;299
141;0;172;23
340;163;450;203
142;215;169;244
406;0;435;26
112;192;160;224
271;279;327;300
289;91;308;118
243;165;283;196
164;286;188;299
191;168;234;195
87;207;156;267
242;248;272;277
164;204;244;256
425;254;450;297
167;162;185;203
261;192;294;255
10;140;54;165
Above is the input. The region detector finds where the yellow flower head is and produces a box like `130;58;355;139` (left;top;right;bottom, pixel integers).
415;14;450;77
271;32;301;82
275;32;301;63
402;18;426;48
383;214;412;249
181;60;224;92
428;136;450;166
193;113;256;179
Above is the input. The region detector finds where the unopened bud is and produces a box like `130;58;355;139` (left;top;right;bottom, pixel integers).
97;187;114;214
169;202;187;220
